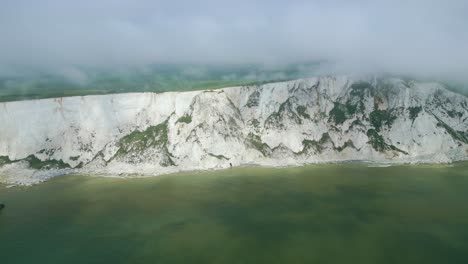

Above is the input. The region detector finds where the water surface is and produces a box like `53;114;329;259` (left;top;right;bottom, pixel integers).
1;163;468;263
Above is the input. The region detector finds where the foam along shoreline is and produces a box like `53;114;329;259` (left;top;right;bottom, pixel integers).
2;157;467;186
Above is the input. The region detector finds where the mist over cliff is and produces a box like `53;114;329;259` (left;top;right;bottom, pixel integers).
1;0;468;83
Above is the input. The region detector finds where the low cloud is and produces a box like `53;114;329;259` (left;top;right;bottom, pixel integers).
0;0;467;81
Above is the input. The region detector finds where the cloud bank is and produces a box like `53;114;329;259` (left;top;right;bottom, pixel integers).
1;0;467;79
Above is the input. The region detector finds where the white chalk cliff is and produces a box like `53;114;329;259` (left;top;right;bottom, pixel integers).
1;76;467;184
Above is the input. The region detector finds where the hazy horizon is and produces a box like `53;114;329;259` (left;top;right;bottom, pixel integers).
0;0;467;86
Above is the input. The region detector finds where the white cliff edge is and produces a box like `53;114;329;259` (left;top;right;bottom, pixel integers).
1;76;467;185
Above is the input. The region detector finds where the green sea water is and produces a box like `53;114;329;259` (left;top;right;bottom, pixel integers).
1;163;468;263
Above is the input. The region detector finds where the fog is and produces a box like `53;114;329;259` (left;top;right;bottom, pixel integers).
1;0;467;80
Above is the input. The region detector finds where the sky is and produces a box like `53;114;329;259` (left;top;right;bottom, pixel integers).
0;0;467;79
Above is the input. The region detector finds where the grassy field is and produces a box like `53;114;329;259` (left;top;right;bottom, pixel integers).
0;63;320;102
1;63;466;102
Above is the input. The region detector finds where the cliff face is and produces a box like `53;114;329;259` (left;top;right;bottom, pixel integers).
1;76;467;184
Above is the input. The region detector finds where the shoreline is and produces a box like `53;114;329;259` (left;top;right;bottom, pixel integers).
2;159;467;187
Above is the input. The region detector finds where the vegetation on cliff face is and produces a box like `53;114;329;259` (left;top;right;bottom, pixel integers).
329;103;347;125
366;129;387;152
436;121;468;144
298;133;357;155
327;83;375;125
114;120;175;166
349;81;372;112
207;153;229;160
24;155;71;170
70;155;80;161
350;82;373;99
37;148;56;157
335;140;356;152
408;106;422;121
1;155;71;169
248;119;260;128
0;156;13;167
177;115;192;124
247;133;271;156
447;109;463;119
299;134;330;154
296;105;310;119
366;129;407;154
349;119;365;131
246;90;261;108
265;98;302;128
369;109;397;131
329;102;360;125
